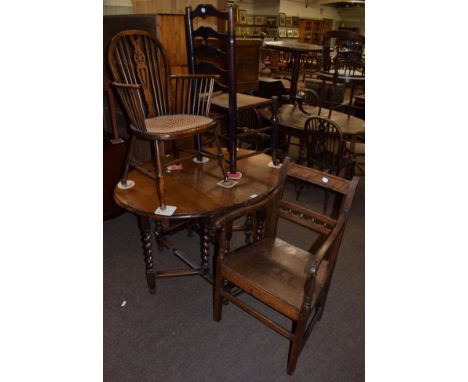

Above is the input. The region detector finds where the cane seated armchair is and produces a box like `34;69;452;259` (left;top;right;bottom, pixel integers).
213;158;359;374
108;29;227;213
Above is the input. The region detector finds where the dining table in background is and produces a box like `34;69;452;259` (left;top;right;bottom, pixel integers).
263;41;322;103
259;103;365;164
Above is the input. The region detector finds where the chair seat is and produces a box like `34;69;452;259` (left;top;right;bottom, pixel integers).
144;114;214;134
223;237;328;320
211;92;272;111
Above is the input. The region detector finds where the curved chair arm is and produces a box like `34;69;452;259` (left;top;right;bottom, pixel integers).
311;217;345;273
169;73;221;80
111;81;146;131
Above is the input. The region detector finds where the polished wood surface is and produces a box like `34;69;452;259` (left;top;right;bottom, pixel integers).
263;41;322;101
260;104;365;136
114;150;281;219
264;40;322;54
211;92;272;111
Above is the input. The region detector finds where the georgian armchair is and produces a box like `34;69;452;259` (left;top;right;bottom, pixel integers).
107;29;227;213
213;158;359;374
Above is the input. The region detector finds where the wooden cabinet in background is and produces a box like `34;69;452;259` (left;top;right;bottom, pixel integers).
298;18;333;45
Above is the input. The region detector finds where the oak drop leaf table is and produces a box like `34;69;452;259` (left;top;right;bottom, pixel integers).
113;149;282;293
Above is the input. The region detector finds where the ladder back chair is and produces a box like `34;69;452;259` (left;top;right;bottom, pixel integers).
185;4;280;179
298;115;356;212
213;158;360;375
318;30;365;118
107;29;228;213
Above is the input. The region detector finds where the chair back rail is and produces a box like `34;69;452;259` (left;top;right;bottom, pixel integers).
108;29;171;119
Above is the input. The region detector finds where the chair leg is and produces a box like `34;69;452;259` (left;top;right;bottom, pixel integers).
270;96;280;165
323;190;330;214
213;269;224;322
152;140;166;210
316;281;332;321
194;133;204;162
172;140;179;161
295;179;304;200
213;123;228;182
119;134;136;186
287;320;306;375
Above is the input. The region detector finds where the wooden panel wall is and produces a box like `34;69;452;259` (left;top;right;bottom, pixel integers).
132;0;227;15
156;14;188;74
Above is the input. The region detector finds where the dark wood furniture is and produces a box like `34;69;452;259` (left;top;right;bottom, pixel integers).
103;131;127;220
108;29;228;212
263;40;322;103
113;150;283;293
103;77;126;220
298;18;333;45
213;159;360;375
318;30;365;117
298;116;356;210
185;4;280;179
260;103;365;164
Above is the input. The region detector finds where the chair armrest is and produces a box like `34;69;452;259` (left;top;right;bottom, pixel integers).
111;82;146;130
169;74;221;81
214;186;282;230
111;81;141;89
311;217;345;273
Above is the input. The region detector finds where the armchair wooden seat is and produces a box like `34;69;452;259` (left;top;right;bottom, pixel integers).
222;236;329;319
213;158;359;375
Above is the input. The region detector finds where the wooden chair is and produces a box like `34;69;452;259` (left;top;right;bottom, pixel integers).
236;108;272;151
213;158;360;375
107;29;227;212
346;133;365;175
284;88;321;156
318;30;365;118
185;4;280;179
298;116;356;212
297;88;320;107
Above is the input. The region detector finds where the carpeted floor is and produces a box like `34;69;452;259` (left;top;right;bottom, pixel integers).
104;174;365;381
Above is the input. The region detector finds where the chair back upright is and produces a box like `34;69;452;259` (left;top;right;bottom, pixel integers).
108;29;171;128
321;30;365;80
108;29;217;133
185;4;236;102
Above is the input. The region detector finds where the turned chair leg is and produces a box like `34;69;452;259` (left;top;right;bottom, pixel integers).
213;269;223;322
316;281;332;321
152;140;166;210
119;135;136;186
